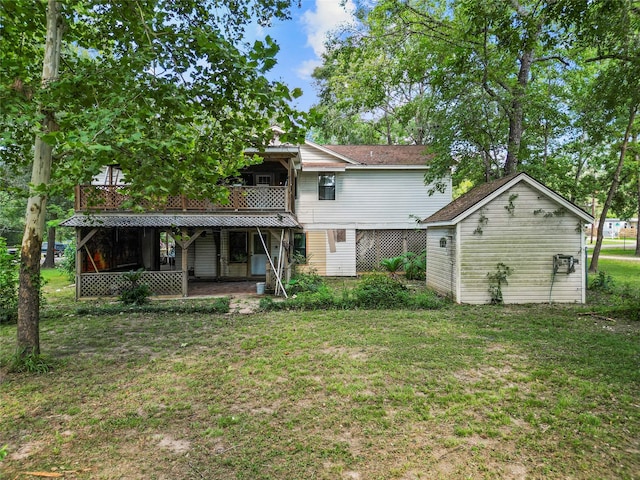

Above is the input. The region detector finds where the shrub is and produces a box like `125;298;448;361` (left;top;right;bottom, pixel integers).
380;256;405;277
0;237;18;324
590;271;615;292
380;251;426;280
402;251;426;280
58;241;76;282
352;272;409;309
119;269;152;305
408;290;447;309
285;272;325;295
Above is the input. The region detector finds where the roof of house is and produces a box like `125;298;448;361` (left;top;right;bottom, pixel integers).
323;145;431;166
61;213;300;229
422;172;593;226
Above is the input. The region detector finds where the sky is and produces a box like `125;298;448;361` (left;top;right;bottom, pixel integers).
252;0;358;112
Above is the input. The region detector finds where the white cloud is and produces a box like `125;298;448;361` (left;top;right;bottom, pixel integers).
300;0;356;58
296;58;323;80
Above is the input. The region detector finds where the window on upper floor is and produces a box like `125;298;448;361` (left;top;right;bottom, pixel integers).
318;173;336;200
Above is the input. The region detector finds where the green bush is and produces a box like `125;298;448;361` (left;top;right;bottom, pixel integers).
379;251;426;280
288;286;336;310
119;269;152;305
590;271;615;292
58;241;76;282
285;272;325;294
408;290;447;309
77;297;230;315
352;272;409;309
0;237;18;324
402;251;426;280
380;256;405;277
261;274;445;312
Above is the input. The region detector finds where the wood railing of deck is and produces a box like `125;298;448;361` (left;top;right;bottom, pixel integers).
76;185;290;212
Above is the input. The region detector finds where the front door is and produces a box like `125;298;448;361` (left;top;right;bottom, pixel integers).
250;232;268;276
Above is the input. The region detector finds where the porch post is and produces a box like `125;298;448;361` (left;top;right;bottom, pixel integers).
181;228;188;297
75;228;81;300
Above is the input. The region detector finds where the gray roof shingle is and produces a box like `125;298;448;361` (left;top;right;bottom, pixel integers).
61;213;300;228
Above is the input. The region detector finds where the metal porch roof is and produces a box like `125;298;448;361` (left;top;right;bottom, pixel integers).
61;213;300;229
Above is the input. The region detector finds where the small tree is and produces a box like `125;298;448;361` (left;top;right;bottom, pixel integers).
119;269;152;306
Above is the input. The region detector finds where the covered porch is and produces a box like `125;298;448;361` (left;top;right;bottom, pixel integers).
61;213;300;299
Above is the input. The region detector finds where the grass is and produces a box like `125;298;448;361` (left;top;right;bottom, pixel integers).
0;270;638;479
594;258;640;290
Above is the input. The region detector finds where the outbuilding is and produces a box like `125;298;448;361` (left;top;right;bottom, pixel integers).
423;172;594;304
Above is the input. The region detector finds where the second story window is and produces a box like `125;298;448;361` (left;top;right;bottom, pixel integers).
318;173;336;200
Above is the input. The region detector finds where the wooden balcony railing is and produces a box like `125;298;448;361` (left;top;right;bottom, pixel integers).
75;185;290;212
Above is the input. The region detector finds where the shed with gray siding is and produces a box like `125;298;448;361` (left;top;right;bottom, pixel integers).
423;173;593;304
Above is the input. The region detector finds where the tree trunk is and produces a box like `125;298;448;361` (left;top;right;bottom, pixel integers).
635;134;640;257
42;225;56;269
17;0;62;356
589;103;638;272
504;49;534;175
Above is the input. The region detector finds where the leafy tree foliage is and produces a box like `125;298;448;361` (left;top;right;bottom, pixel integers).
311;0;639;212
1;0;307;355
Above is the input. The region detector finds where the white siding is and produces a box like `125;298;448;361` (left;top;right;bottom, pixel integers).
92;166;126;185
426;227;456;297
296;168;451;229
457;183;586;304
302;229;357;276
326;229;357;276
298;144;347;165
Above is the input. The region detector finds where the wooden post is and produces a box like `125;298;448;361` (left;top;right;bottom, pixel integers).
181;228;188;297
75;229;81;300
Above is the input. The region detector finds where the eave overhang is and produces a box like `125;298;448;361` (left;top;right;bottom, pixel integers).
61;213;300;229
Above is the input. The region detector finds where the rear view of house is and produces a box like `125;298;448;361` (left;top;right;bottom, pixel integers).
62;134;451;298
423;173;593;304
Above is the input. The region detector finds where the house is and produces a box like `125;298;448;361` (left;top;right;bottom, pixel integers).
596;218;638;239
62;135;451;298
422;172;594;304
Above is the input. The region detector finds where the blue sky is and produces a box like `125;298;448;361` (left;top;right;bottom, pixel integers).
252;0;357;112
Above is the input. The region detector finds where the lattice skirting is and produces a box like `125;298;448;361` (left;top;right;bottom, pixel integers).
356;229;426;272
79;271;184;297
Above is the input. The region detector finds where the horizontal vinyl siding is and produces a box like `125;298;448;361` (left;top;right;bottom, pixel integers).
305;230;327;276
458;183;585;304
326;229;357;276
426;228;455;297
296;169;451;229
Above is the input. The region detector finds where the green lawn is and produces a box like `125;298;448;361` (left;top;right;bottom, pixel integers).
1;277;638;479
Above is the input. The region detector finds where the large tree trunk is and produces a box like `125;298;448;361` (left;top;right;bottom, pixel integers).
17;0;62;356
589;103;638;273
42;225;56;269
504;48;534;175
635;134;640;257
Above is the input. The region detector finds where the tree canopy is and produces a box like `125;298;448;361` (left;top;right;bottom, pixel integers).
1;0;308;356
2;0;307;203
311;0;639;201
